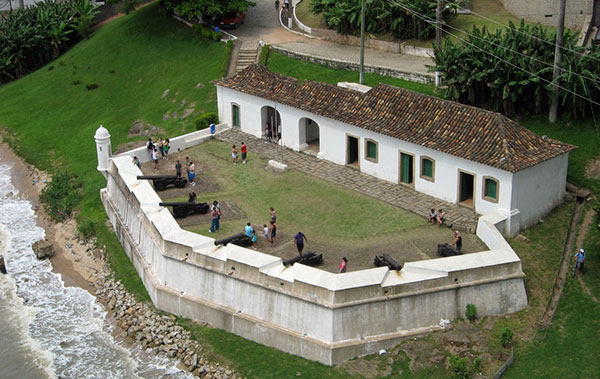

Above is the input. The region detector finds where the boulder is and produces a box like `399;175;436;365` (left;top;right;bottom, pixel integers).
32;240;54;259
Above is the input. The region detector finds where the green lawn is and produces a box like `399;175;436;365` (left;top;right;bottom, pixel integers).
176;140;422;245
267;50;438;97
0;3;229;299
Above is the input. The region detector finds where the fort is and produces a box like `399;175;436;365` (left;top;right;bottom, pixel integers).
96;123;528;366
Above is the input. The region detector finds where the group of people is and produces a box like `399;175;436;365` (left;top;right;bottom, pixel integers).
243;208;278;249
147;138;171;170
231;142;247;165
175;157;196;186
132;137;172;171
265;122;281;143
426;208;446;227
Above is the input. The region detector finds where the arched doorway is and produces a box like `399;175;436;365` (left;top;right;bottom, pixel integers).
299;117;320;156
261;106;281;141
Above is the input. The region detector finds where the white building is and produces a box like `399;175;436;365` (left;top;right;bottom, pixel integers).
215;65;575;237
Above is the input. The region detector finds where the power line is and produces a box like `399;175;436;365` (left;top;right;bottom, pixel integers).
443;0;600;64
389;0;600;108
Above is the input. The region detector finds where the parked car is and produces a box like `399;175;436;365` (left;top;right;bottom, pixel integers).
219;12;246;29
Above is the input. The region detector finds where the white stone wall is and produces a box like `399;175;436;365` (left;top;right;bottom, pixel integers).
499;0;594;29
100;136;528;365
511;154;569;229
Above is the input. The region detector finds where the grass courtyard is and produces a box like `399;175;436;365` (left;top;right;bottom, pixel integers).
141;139;486;273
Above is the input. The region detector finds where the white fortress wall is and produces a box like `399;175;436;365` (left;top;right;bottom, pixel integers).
100;131;527;365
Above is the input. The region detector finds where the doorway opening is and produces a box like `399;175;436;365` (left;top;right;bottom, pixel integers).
459;171;475;207
299;118;320;155
346;135;359;167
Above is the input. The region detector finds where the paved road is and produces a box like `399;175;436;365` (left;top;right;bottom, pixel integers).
228;0;431;75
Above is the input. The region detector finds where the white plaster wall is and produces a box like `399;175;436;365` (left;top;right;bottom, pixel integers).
511;154;569;229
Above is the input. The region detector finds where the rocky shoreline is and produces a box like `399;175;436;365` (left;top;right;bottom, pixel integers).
0;140;237;378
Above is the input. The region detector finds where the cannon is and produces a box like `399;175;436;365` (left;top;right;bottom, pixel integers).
159;202;209;218
283;251;323;267
373;254;402;271
137;175;187;191
214;233;252;247
437;243;462;257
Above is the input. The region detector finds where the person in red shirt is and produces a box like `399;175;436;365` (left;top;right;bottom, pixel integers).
241;142;247;164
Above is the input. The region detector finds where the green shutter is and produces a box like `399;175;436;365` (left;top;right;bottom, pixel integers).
485;179;497;199
232;105;240;126
367;141;377;159
401;154;411;183
422;159;432;178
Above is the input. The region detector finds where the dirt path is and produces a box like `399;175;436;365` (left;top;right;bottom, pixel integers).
575;207;600;304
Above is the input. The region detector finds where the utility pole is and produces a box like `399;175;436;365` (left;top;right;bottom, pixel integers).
435;0;443;87
549;0;566;123
359;0;365;84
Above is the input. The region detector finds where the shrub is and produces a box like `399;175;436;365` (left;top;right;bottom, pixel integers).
39;172;82;222
77;217;97;239
466;304;477;321
194;112;219;130
192;24;202;34
222;40;234;75
121;0;139;14
449;355;469;379
258;45;270;66
211;31;222;41
500;327;514;347
85;83;99;90
201;27;212;39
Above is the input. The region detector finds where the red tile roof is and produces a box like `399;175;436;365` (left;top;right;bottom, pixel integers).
214;65;576;172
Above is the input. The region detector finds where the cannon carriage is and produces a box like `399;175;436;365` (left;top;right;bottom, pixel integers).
159;201;209;218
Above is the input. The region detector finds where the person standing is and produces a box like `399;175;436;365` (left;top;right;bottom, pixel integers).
209;206;220;233
294;232;307;256
263;224;270;242
275;0;279;12
339;257;348;273
146;138;154;160
152;147;159;170
189;161;196;187
132;156;141;169
574;249;586;275
265;123;271;142
232;145;238;165
210;201;221;232
163;138;170;160
157;138;165;159
270;207;276;223
188;192;196;203
175;160;182;178
241;142;247;164
251;230;258;250
269;220;277;245
452;230;462;252
185;157;191;180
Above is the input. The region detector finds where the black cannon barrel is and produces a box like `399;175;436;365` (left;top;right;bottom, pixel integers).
214;233;246;246
283;252;316;267
159;202;195;207
137;175;179;180
374;254;402;271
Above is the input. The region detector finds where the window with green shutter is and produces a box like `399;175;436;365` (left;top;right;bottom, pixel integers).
420;157;435;181
483;177;499;202
365;139;378;162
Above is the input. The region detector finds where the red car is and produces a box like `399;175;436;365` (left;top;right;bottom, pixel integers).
219;12;246;29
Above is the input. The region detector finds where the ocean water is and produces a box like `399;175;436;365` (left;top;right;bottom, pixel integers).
0;163;193;379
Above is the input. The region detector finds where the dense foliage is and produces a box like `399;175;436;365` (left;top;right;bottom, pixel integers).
0;0;98;84
39;171;82;222
433;21;600;118
159;0;255;22
309;0;456;39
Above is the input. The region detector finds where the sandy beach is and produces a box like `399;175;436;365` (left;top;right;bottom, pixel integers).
0;138;101;292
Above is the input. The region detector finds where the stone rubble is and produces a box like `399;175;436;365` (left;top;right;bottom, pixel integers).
82;236;240;379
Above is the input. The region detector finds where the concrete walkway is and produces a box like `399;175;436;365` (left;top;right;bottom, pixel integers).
216;128;479;233
227;0;432;79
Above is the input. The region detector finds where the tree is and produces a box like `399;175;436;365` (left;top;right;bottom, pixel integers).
160;0;255;22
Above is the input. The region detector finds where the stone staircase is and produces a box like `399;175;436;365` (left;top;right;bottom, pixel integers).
235;44;259;74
